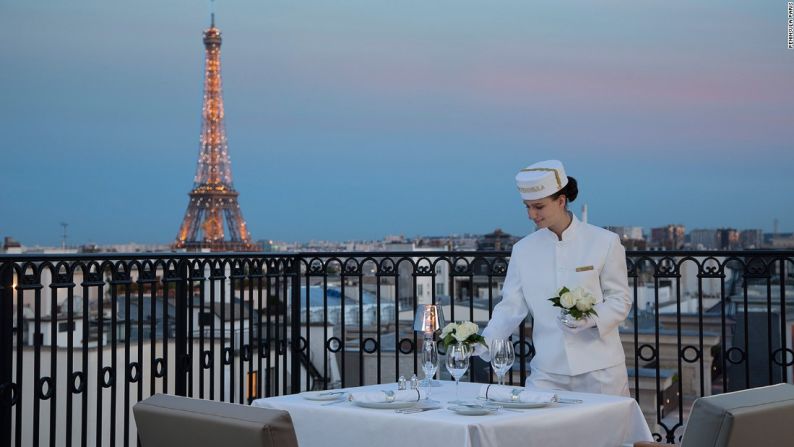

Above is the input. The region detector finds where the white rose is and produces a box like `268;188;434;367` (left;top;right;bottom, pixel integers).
569;287;589;311
559;291;576;309
578;287;598;305
440;322;455;339
453;323;476;342
575;297;592;312
462;321;479;335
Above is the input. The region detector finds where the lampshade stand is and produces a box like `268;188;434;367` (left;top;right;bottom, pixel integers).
421;333;443;387
414;304;446;388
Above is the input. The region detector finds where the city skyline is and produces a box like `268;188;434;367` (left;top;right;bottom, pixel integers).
2;1;793;246
4;219;788;251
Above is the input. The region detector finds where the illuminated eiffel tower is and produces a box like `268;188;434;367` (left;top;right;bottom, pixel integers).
174;15;260;252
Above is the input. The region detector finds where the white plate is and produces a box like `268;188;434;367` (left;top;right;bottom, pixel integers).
352;400;417;410
301;391;348;401
483;398;552;409
447;405;495;416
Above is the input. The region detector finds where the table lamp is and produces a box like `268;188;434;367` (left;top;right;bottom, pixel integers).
413;304;446;387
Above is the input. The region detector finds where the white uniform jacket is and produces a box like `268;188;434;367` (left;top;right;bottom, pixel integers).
482;214;632;376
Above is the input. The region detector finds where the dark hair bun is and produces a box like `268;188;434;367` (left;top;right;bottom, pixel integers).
562;176;578;203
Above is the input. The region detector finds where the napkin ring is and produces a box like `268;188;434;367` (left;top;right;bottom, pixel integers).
511;389;521;402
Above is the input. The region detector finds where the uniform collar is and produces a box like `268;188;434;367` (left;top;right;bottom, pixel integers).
560;212;580;242
542;211;580;242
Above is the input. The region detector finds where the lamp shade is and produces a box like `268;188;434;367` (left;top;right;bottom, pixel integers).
413;304;446;333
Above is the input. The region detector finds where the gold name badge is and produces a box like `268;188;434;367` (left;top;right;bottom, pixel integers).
575;265;594;272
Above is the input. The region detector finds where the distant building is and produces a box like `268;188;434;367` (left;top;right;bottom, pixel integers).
604;226;646;250
414;236;454;249
604;226;643;240
650;225;686;249
3;236;22;253
689;229;718;250
716;228;740;250
739;229;763;249
768;233;794;249
477;229;518;251
384;235;406;244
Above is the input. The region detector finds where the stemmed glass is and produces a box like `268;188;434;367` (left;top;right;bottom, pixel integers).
490;338;515;386
445;343;470;404
421;340;439;398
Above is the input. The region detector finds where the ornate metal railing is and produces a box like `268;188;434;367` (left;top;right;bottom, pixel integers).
0;250;792;446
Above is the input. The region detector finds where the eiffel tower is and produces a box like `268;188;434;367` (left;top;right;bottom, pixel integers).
174;15;260;252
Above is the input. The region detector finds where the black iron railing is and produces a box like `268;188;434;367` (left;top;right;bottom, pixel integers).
0;250;792;445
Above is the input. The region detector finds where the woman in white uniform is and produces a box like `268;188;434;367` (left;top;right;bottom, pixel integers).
478;160;632;396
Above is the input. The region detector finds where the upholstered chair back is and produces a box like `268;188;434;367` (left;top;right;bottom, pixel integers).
134;393;299;447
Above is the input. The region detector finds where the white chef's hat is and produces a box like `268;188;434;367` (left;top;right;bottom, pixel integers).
515;160;568;200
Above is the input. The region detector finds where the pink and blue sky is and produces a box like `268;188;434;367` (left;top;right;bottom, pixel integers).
1;0;793;245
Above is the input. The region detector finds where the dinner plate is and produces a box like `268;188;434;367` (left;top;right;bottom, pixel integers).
352;400;417;410
481;398;552;409
301;391;348;401
447;405;496;416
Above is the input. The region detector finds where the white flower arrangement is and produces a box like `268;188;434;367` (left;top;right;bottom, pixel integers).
440;321;487;349
548;286;599;320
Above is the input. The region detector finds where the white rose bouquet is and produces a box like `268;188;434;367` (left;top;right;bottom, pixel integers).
440;321;487;350
548;286;599;320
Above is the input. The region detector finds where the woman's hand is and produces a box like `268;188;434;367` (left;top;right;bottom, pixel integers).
556;313;596;334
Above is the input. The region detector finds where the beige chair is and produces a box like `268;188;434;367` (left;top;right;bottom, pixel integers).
635;383;794;447
134;394;299;447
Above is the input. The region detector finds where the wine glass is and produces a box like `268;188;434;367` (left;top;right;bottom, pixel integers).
421;340;439;397
490;338;515;386
445;343;470;404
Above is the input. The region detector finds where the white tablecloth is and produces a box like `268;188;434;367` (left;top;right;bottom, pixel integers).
252;381;653;447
